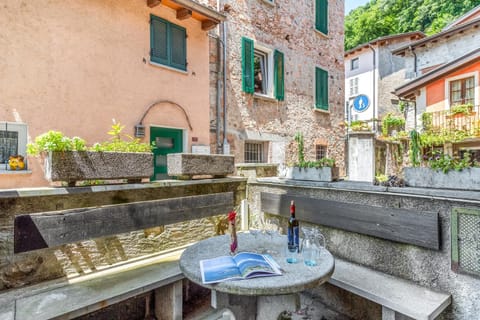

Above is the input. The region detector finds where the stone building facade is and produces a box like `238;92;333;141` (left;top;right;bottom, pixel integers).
209;0;346;175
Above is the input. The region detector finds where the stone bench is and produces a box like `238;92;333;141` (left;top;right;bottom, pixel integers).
330;259;451;320
0;250;185;320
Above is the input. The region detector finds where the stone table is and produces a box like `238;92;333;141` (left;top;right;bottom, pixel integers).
180;233;335;320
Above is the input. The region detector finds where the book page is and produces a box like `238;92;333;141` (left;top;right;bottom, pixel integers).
200;256;242;284
233;252;280;278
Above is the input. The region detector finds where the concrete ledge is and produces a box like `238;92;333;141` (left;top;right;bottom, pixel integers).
0;250;185;320
329;258;451;320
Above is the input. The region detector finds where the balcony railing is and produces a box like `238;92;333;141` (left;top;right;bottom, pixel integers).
422;105;480;137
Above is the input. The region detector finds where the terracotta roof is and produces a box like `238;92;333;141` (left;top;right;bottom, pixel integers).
444;5;480;30
344;32;425;57
392;17;480;56
394;47;480;99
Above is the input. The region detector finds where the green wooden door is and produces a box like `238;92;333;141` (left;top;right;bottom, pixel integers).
150;127;183;180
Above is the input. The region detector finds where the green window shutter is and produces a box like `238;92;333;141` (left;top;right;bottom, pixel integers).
170;24;187;71
274;50;285;101
242;37;254;94
150;15;169;65
315;67;328;110
315;0;328;34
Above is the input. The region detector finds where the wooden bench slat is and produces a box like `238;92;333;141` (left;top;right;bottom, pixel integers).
329;259;451;320
261;192;440;250
13;251;184;320
15;192;234;253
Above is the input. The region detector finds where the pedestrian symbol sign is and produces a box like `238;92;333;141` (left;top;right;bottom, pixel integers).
353;95;370;113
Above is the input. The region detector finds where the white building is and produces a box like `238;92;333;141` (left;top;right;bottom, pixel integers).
344;32;424;181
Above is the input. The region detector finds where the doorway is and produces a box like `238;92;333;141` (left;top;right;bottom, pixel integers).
150;127;183;180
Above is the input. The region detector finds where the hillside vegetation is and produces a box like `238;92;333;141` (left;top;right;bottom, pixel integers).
345;0;480;51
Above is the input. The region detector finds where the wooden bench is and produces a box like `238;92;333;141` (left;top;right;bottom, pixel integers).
261;192;451;320
5;192;235;320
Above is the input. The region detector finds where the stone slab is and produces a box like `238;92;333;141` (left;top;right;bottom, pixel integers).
167;153;234;177
15;251;184;320
329;259;451;320
404;167;480;191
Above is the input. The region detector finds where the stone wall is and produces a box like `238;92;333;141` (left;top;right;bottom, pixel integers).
0;179;246;291
248;179;480;319
209;0;346;175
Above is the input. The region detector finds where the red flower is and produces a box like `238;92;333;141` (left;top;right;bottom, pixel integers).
228;211;236;222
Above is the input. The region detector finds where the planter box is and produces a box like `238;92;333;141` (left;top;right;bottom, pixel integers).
404;167;480;191
235;163;278;181
281;166;339;182
45;151;153;185
167;153;234;179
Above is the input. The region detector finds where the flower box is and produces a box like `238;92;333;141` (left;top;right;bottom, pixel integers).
403;167;480;191
45;151;154;185
167;153;234;179
280;166;339;182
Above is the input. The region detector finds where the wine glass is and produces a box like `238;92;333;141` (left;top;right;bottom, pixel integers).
249;216;266;253
263;217;280;255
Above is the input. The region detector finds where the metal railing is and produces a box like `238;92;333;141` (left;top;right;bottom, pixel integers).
422;106;480;136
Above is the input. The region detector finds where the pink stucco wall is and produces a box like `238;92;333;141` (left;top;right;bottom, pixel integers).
0;0;211;188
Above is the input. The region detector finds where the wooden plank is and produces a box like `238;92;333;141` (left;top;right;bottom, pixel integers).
147;0;161;8
201;20;217;31
176;8;192;20
14;192;233;253
261;192;439;250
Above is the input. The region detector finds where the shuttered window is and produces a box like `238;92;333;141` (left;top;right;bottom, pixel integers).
242;37;285;100
315;0;328;35
315;67;329;111
242;37;255;94
274;50;284;101
150;15;187;71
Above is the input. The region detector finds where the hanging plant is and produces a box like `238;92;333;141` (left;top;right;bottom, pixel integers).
409;129;421;167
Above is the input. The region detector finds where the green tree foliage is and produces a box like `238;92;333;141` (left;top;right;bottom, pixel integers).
345;0;480;51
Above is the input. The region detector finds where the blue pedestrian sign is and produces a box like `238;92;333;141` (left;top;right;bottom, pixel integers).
353;95;370;113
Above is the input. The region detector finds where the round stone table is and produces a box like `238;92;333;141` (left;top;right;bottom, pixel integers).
180;232;335;320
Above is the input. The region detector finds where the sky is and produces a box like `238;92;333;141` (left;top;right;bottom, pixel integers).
345;0;371;15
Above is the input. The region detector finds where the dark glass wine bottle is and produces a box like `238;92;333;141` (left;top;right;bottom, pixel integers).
287;200;299;251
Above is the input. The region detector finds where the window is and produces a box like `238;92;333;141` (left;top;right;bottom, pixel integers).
449;76;475;106
351;58;359;70
315;0;328;34
316;145;327;160
150;15;187;71
315;67;329;110
244;142;264;163
242;37;284;100
0;122;27;171
349;77;358;96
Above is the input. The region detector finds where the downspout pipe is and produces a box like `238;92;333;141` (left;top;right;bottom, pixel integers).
368;44;376;132
410;45;418;76
221;21;228;154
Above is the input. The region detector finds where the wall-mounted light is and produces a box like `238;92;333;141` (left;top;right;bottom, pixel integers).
134;124;145;138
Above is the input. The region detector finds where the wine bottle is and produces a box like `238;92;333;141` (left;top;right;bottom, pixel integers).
287;200;299;251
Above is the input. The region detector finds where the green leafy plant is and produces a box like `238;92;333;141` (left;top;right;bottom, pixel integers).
421;112;433;132
294;132;305;164
375;174;388;184
409;129;421;167
428;151;478;173
92;120;153;153
349;120;370;131
27;121;152;155
381;113;405;137
448;104;473;116
27;131;87;156
292;132;335;168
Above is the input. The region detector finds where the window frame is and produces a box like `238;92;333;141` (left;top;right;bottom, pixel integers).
315;144;327;160
351;58;359;70
0;122;28;172
253;45;274;98
349;77;359;96
150;15;187;72
244;141;265;163
445;72;478;110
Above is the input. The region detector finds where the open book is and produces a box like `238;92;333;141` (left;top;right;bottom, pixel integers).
200;252;283;284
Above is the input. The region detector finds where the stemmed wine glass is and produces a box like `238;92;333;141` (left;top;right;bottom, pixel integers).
249;216;266;253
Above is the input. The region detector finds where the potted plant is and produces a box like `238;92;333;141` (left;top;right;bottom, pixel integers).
27;121;153;186
280;133;339;181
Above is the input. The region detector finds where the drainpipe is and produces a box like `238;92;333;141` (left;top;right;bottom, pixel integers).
221;21;229;155
409;46;418;76
368;44;376;132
